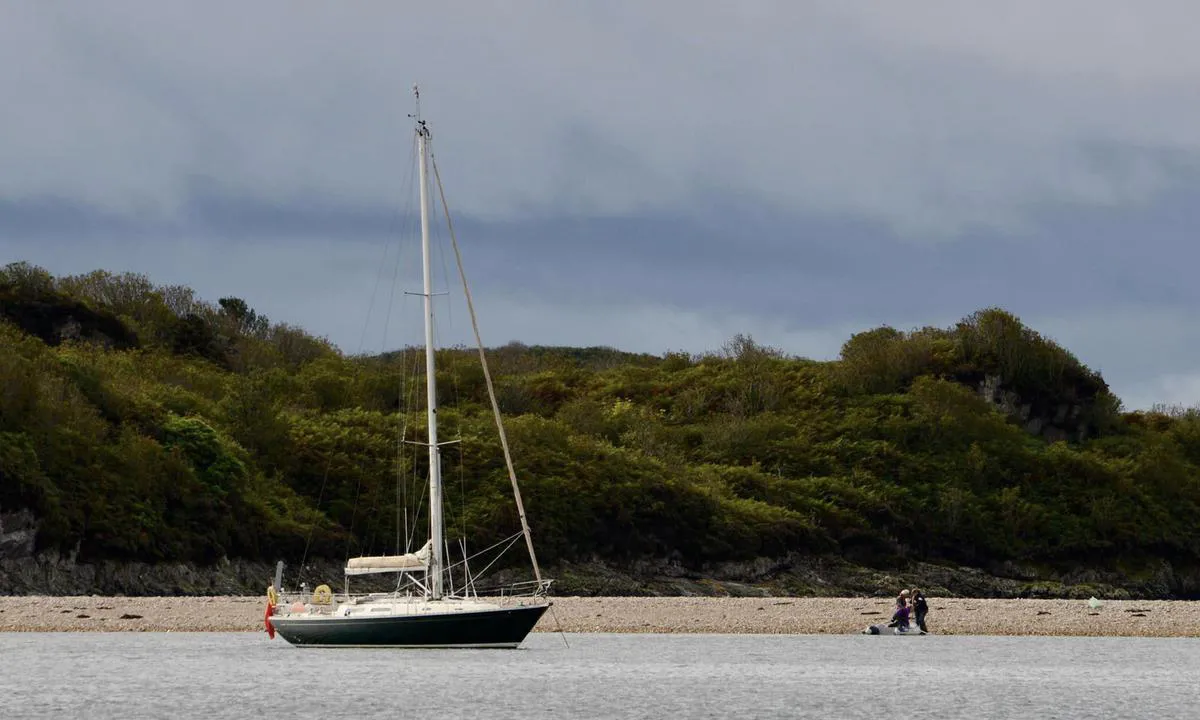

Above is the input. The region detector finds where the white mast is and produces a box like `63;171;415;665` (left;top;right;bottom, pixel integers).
414;85;444;599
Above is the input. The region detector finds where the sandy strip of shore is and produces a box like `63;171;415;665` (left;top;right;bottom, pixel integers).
2;596;1198;636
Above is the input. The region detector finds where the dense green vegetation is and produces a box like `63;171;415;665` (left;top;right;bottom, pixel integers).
3;261;1200;593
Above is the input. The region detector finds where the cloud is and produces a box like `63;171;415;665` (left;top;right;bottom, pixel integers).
6;2;1200;411
826;1;1200;82
1150;374;1200;410
5;2;1200;237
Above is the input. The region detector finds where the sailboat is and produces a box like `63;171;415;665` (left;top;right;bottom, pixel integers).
265;87;552;648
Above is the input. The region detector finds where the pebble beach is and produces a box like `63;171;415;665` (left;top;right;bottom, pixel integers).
2;595;1198;636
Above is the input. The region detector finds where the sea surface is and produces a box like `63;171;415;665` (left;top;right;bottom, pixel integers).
3;632;1197;718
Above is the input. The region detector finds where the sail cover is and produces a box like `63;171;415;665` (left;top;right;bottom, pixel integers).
344;540;432;575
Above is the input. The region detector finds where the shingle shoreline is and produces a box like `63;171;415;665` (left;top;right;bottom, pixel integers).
2;595;1195;636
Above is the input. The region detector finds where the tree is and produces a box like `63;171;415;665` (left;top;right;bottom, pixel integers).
0;262;55;297
170;313;228;367
219;296;270;338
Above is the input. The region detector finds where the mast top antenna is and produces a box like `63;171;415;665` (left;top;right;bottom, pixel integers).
410;84;428;134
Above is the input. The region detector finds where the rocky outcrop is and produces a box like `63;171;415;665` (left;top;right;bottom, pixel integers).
0;553;353;596
4;549;1198;599
0;292;139;350
0;509;37;560
5;508;1196;599
0;513;346;596
977;373;1091;442
546;554;1200;600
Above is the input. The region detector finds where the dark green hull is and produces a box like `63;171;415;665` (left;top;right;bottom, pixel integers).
271;603;549;648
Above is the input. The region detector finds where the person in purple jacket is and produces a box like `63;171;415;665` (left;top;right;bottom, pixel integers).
888;589;911;631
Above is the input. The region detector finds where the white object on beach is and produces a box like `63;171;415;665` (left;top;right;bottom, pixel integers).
862;624;927;636
1087;596;1103;609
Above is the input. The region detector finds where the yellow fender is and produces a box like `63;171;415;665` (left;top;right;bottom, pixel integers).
266;585;279;606
312;584;333;605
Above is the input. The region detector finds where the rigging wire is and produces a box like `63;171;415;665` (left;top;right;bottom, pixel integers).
399;338;429;555
426;136;455;335
427;141;471;554
295;445;336;590
369;139;419;558
429;149;546;589
549;604;571;648
345;130;419;562
456;357;468;550
391;134;423;556
404;346;429;553
396;352;408;555
424;243;469;554
355;135;418;356
289;90;416;590
427;268;469;555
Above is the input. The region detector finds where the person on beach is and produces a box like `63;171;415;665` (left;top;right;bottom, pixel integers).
911;588;929;633
888;589;910;628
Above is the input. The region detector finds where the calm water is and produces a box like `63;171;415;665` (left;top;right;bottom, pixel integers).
3;632;1197;718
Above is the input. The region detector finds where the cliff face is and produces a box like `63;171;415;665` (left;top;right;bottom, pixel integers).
976;373;1095;442
4;550;1199;599
0;292;139;350
0;509;37;560
3;506;1197;599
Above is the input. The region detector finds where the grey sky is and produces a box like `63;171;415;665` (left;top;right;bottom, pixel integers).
3;2;1200;410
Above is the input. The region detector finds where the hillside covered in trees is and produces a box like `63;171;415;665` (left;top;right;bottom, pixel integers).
3;261;1200;598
